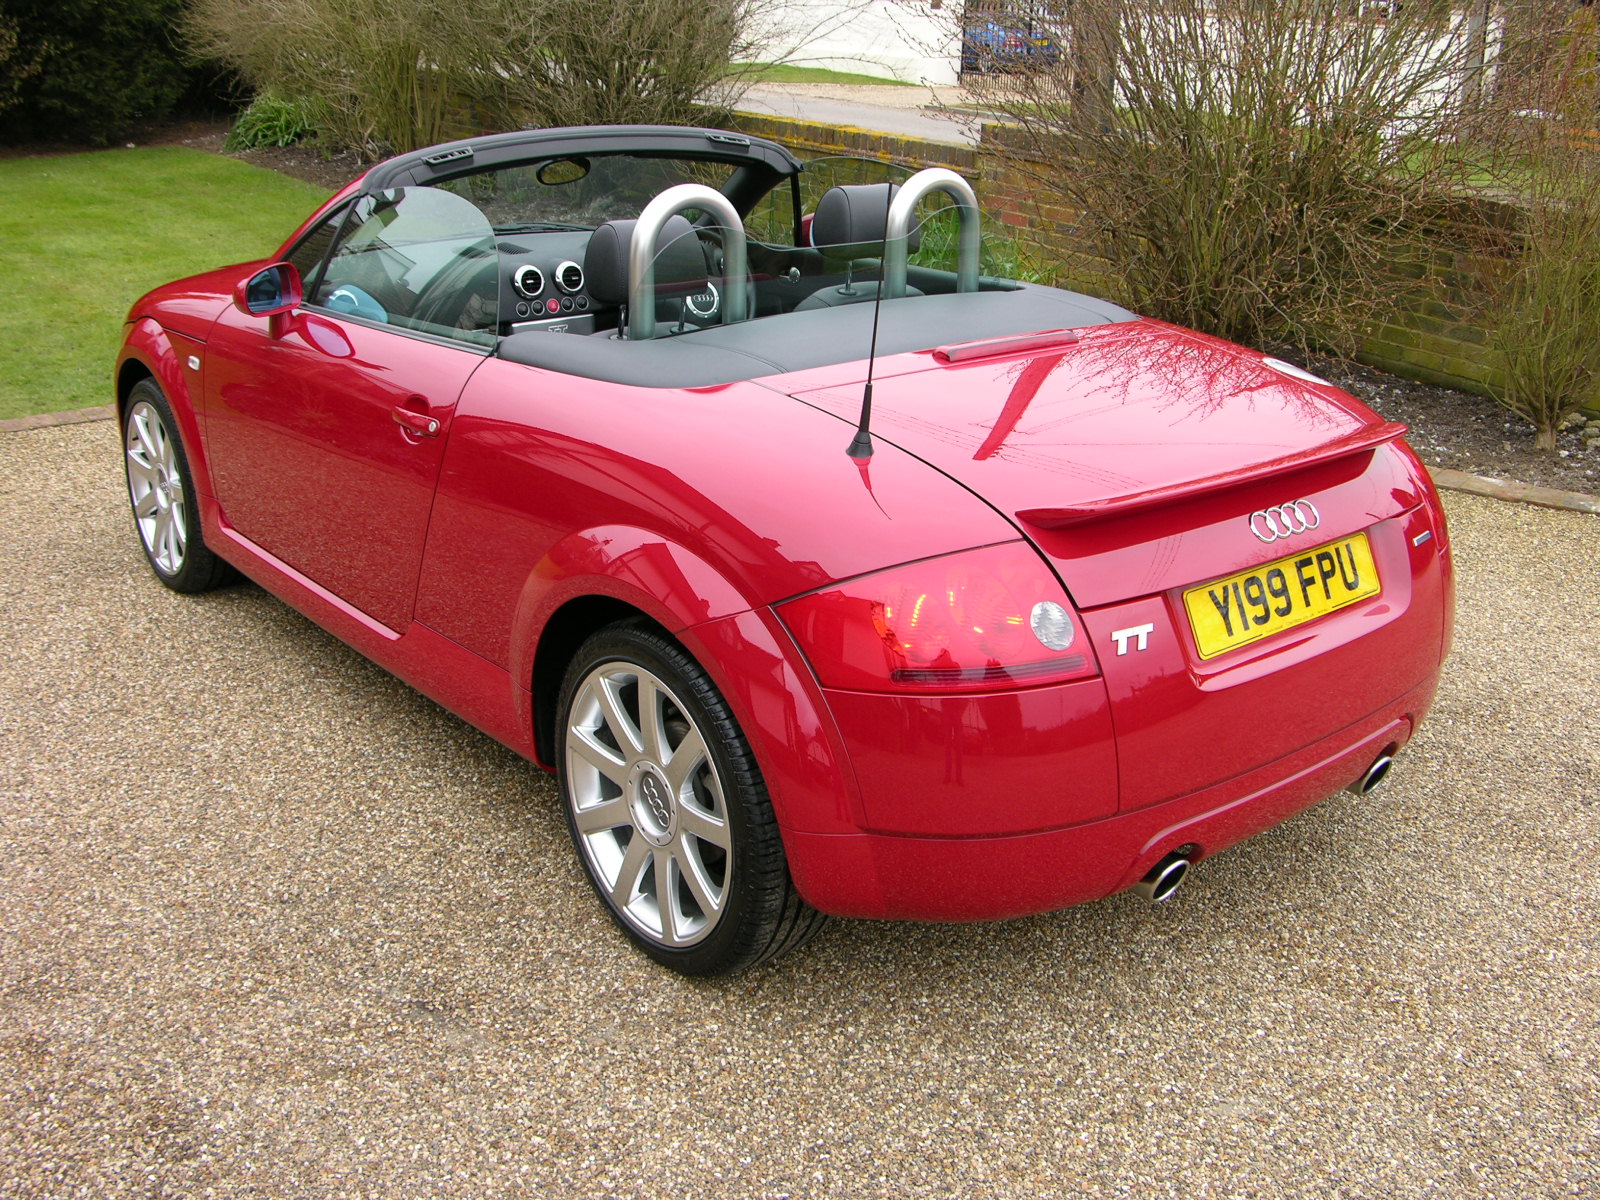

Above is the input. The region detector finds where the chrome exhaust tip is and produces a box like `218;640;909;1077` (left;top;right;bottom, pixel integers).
1132;853;1191;904
1347;753;1395;797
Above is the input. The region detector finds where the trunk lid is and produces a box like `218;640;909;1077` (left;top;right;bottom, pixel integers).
790;318;1445;813
789;319;1409;608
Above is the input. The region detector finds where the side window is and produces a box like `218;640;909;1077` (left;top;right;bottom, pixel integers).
744;177;800;247
284;205;346;293
314;187;500;346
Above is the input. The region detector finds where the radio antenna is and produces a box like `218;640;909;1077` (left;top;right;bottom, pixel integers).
846;177;897;462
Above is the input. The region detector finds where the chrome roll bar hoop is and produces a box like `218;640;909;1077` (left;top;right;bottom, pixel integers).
883;168;981;300
627;184;748;340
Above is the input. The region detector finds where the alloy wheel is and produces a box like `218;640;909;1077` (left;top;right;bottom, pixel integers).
564;661;734;948
125;399;187;576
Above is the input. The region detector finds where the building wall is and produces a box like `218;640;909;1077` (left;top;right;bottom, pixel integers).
751;1;961;85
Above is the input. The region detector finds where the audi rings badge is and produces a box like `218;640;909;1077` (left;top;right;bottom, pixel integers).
1248;499;1321;543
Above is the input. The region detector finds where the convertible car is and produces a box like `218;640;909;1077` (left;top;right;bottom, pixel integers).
117;125;1453;975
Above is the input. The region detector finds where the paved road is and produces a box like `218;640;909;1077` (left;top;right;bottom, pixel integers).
736;82;978;145
2;421;1596;1198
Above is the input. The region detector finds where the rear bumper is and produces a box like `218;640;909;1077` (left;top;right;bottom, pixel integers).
783;675;1435;921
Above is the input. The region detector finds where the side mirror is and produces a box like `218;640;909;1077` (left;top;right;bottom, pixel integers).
234;262;303;318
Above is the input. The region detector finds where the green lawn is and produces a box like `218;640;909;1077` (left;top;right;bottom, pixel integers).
0;147;331;420
733;62;916;87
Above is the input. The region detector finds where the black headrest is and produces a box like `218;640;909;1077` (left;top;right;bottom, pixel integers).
811;183;921;258
584;214;706;306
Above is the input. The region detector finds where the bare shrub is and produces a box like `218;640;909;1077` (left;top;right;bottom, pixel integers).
957;0;1489;357
188;0;484;155
472;0;774;130
189;0;794;158
1481;7;1600;451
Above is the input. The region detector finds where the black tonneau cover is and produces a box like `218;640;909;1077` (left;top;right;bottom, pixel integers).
495;286;1136;388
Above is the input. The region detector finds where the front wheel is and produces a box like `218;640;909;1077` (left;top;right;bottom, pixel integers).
122;378;234;593
557;623;824;975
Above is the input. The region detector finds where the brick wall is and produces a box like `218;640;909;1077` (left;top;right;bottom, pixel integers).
732;110;1508;398
1359;242;1505;395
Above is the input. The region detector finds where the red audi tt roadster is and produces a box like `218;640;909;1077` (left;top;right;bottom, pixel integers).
116;125;1453;974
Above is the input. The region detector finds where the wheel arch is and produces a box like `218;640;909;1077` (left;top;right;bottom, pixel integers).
115;320;216;498
115;357;155;414
514;523;753;765
530;594;669;766
514;527;862;839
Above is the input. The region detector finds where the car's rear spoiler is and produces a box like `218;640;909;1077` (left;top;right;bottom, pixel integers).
1016;421;1409;529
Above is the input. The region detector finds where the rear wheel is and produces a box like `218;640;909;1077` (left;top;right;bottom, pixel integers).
557;623;824;975
122;378;234;593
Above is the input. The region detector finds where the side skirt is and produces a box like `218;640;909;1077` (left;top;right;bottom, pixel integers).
202;502;539;765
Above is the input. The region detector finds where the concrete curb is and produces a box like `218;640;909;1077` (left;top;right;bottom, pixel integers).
0;404;115;432
1429;467;1600;516
4;404;1596;516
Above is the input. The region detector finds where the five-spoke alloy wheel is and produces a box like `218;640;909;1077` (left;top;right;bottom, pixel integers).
558;624;823;975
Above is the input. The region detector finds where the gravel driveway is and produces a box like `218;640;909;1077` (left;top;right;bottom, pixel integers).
2;421;1596;1199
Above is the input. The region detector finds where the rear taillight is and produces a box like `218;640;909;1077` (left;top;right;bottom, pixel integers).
1392;441;1451;550
1393;440;1455;659
777;542;1100;693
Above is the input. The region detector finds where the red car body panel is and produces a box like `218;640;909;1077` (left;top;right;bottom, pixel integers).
783;695;1427;921
114;134;1452;927
413;355;1020;668
203;303;482;631
119;317;213;493
817;677;1121;835
192;497;542;761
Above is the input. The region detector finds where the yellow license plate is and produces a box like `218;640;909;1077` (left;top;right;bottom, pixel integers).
1183;533;1381;660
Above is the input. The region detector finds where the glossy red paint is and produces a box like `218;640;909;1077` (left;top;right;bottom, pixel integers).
203;303;480;631
129;262;255;341
790;321;1401;538
411;354;1018;670
678;607;864;836
817;676;1119;836
232;261;303;318
117;319;211;492
783;687;1430;922
1080;504;1445;812
115;134;1454;942
195;493;535;757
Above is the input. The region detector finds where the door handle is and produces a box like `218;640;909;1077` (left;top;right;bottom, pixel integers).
392;406;440;438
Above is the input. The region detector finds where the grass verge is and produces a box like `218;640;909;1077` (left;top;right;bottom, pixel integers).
0;147;330;420
733;62;916;87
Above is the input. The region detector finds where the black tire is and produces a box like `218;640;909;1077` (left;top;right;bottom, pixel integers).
122;378;235;593
556;622;825;975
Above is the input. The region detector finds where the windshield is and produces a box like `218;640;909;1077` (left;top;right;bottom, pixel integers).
436;154;739;232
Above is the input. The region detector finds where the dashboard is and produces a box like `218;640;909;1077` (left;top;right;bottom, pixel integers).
498;231;600;335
